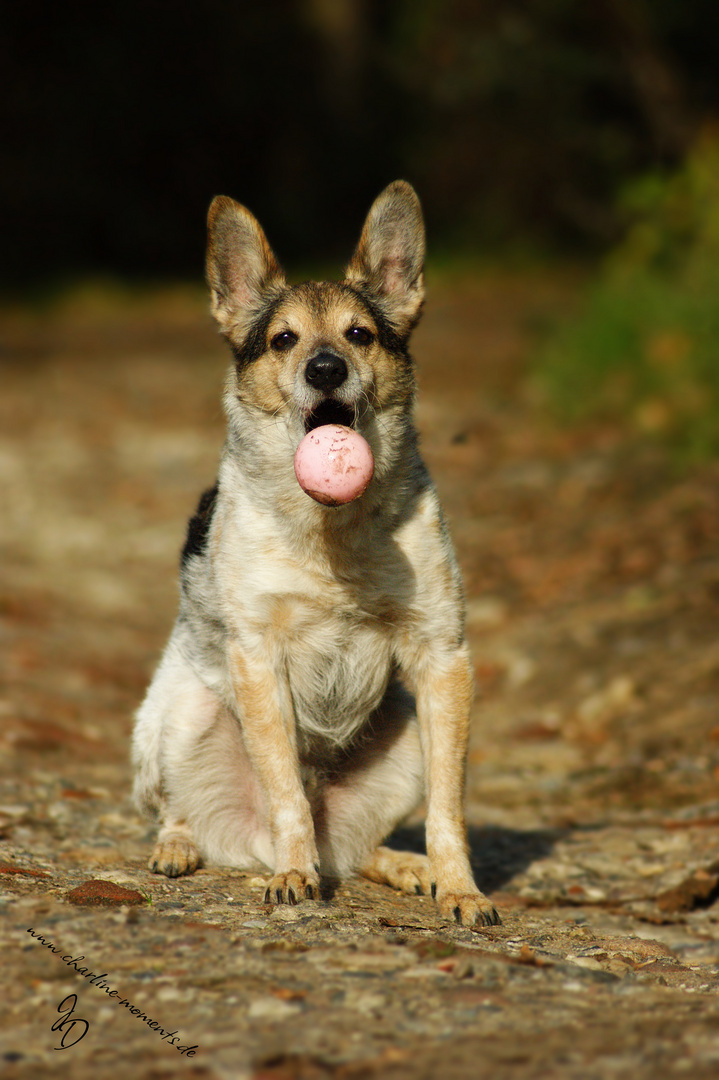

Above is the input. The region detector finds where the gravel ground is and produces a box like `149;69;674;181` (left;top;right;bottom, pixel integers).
1;275;719;1079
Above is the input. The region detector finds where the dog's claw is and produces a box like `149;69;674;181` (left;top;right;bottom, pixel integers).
263;870;320;907
148;835;200;878
437;890;501;927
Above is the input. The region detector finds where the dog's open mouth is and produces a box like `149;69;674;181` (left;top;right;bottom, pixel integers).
304;399;356;433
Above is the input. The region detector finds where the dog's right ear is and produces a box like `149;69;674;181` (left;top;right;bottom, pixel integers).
206;196;286;334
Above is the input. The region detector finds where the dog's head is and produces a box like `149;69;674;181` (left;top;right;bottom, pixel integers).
206;182;425;441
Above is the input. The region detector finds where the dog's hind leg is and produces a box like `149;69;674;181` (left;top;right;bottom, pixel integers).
135;632;279;877
132;636;216;876
132;634;207;817
313;683;429;891
359;845;431;896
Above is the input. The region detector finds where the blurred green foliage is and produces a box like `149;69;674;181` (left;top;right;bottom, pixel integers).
535;130;719;459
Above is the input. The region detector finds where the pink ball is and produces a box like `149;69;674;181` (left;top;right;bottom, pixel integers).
294;424;375;506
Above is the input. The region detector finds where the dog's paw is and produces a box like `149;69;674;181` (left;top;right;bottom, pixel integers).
384;854;432;896
361;847;432;896
148;835;201;878
263;870;320;905
435;888;501;927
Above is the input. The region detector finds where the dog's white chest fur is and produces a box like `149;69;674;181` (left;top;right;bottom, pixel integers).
212;500;401;747
275;596;394;744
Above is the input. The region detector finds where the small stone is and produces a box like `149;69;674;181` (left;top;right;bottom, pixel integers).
248;996;303;1020
577;676;635;723
656;869;719;913
569;956;604;972
269;906;301;922
351;991;387;1014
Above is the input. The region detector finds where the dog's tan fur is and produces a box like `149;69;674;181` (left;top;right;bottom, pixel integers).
132;181;499;925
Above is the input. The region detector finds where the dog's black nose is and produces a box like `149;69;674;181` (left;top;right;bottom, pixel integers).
305;352;348;391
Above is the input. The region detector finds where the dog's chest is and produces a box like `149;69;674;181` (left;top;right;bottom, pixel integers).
218;503;419;743
267;589;396;744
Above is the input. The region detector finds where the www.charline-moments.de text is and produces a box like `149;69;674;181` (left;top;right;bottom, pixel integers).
26;928;199;1056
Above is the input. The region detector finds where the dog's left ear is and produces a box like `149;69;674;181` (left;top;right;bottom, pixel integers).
345;180;425;336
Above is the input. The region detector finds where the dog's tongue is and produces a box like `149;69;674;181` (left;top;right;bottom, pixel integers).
294;425;374;506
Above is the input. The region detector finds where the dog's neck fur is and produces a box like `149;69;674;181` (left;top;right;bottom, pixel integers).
220;388;427;564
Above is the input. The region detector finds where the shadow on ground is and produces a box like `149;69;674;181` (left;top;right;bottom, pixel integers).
387;823;563;893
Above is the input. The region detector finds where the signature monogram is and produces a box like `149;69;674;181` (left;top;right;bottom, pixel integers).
51;994;90;1050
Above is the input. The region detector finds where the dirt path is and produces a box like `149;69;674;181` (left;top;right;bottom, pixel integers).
1;274;719;1079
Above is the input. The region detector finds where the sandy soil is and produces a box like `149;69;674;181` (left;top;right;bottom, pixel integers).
1;272;718;1079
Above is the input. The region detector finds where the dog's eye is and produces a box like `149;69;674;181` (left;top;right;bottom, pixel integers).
271;330;298;352
346;326;374;346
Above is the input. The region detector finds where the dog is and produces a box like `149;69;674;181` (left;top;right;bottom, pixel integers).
132;180;500;926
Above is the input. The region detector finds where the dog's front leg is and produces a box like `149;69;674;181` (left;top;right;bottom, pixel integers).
415;644;500;926
228;641;320;904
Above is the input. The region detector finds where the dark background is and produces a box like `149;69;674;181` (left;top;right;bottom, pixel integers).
3;0;719;287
